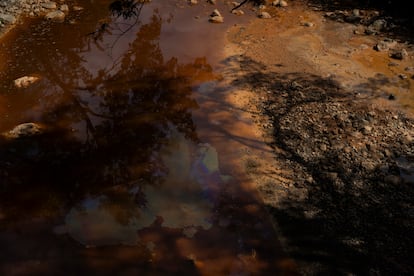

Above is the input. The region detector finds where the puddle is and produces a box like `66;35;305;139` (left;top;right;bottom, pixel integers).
0;0;294;274
53;131;222;247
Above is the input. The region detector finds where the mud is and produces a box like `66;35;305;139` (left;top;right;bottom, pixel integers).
224;0;414;274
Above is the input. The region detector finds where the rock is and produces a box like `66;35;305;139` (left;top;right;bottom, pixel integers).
209;9;223;23
369;19;387;32
389;49;408;60
272;0;288;7
189;0;197;5
2;123;43;139
232;9;244;16
362;125;372;134
210;9;221;17
45;10;65;22
258;12;271;19
279;1;288;7
72;6;84;11
0;13;16;24
59;4;69;12
207;0;216;4
374;39;397;52
41;2;57;9
302;21;314;27
404;66;414;72
209;16;223;23
352;9;360;16
14;76;40;88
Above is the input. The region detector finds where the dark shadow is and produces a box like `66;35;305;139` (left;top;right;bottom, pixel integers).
306;0;414;42
232;55;414;274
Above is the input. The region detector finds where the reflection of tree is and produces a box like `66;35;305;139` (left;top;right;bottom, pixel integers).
0;0;215;217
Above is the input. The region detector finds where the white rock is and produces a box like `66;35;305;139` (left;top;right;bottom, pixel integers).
41;2;57;9
210;9;221;17
2;123;43;139
302;21;314;27
258;12;272;19
273;0;287;7
0;13;16;24
209;15;224;23
72;6;84;11
60;4;69;12
279;0;288;7
14;76;40;88
232;9;244;16
374;39;397;52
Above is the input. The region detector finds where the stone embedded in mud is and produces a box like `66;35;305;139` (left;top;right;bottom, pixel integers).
209;9;223;23
209;15;224;23
2;123;43;139
14;75;40;88
273;0;288;7
374;39;397;52
207;0;216;4
210;9;221;17
45;10;65;22
301;21;314;27
0;13;16;24
366;19;388;34
59;4;69;12
41;2;57;10
258;12;272;19
389;48;408;60
232;9;244;16
72;6;84;11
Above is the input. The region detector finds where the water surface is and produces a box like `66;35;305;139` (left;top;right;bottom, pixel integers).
0;0;295;274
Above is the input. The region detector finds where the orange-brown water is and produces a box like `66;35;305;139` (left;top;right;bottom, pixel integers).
0;0;296;274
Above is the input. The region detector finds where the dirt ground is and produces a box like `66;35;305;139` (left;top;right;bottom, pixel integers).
223;0;414;274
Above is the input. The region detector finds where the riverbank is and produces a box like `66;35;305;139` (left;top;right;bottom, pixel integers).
0;0;71;37
223;0;414;274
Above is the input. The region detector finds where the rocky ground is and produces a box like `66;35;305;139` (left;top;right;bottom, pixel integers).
0;0;74;35
225;0;414;274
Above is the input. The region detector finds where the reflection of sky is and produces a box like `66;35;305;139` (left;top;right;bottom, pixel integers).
79;1;230;78
56;130;228;247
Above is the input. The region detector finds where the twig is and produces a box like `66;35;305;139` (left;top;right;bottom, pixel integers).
232;0;249;11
